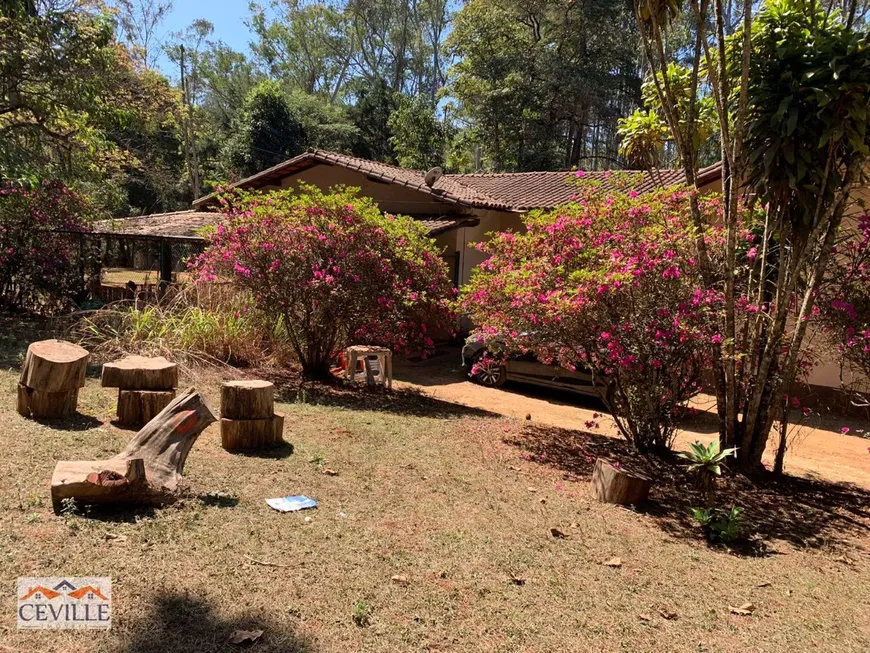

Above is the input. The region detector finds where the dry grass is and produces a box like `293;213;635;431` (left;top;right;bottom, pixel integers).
1;329;870;651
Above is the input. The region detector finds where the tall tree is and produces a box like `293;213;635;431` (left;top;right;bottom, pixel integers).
446;0;641;172
222;80;307;178
113;0;173;69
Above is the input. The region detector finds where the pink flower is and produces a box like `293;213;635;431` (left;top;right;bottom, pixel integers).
747;246;758;259
711;334;723;344
575;170;587;178
841;426;851;434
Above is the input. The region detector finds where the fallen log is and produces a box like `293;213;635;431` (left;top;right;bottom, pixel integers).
101;355;178;390
51;388;216;511
20;339;89;393
591;458;651;506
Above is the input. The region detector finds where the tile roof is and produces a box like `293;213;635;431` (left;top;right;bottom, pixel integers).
193;148;716;213
93;211;217;240
95;210;477;240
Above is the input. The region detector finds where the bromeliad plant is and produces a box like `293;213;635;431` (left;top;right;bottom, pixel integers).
194;184;456;380
460;178;727;453
679;440;737;502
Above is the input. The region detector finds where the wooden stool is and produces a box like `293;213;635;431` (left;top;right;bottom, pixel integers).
102;355;178;427
344;345;392;389
17;340;89;419
219;380;284;451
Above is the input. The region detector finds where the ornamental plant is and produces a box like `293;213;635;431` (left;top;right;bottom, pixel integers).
0;180;94;315
460;177;725;453
820;214;870;393
194;184;455;380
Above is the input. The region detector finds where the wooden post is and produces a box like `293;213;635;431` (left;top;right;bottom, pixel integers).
158;240;172;297
219;380;283;451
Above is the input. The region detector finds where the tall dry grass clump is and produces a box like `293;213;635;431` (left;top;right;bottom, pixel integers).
71;283;290;369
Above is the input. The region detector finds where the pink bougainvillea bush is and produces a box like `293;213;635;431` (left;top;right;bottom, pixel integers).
194;184;456;379
460;177;726;452
820;214;870;392
0;180;93;315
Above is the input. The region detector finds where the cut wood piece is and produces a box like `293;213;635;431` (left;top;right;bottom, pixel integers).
591;458;651;505
51;459;148;512
220;412;285;451
101;355;178;390
220;380;274;419
116;389;177;427
19;339;89;393
16;383;79;419
50;388;216;512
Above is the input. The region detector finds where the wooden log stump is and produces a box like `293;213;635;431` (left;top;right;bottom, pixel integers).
51;388;216;511
101;355;178;390
19;339;89;393
117;389;177;427
591;458;651;506
221;380;274;419
220;412;285;451
17;383;79;419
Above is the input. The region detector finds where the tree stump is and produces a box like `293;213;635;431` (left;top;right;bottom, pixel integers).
591;458;651;505
101;355;178;390
17;384;79;420
117;390;177;427
221;380;274;420
220;413;285;451
17;340;89;419
51;388;216;511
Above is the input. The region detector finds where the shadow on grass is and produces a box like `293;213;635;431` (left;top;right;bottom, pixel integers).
118;592;314;653
32;413;103;431
506;424;870;552
233;441;295;459
267;373;500;420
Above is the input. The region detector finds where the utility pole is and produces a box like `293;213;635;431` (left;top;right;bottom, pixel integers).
179;45;201;200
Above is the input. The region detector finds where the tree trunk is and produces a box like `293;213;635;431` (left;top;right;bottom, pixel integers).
102;355;178;390
220;380;274;419
117;390;177;427
220;413;285;452
591;458;651;505
20;339;89;393
51;388;216;511
17;383;79;420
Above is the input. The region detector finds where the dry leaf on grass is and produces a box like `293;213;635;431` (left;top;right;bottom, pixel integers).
229;629;263;645
527;487;538;492
659;608;678;620
391;574;409;586
509;573;526;586
603;557;622;568
323;468;339;476
729;603;755;616
639;613;652;622
834;555;853;565
549;527;568;539
756;581;772;588
104;532;127;543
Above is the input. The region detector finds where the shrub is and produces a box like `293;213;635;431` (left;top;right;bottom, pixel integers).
74;287;279;367
0;180;94;315
691;505;745;543
459;178;724;452
820;214;870;392
194;184;456;379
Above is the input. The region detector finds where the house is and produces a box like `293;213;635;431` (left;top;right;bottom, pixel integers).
98;148;721;288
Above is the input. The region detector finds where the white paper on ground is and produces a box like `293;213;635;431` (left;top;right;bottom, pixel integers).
266;495;318;512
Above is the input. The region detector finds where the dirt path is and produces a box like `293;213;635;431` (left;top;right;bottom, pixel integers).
394;350;870;488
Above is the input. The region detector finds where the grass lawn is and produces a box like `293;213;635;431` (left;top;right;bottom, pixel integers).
1;329;869;652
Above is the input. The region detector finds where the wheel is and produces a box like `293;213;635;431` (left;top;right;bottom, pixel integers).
471;354;507;387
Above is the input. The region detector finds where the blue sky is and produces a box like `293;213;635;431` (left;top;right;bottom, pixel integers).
154;0;257;78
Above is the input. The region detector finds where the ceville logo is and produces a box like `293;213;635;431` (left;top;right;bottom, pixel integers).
17;577;111;629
